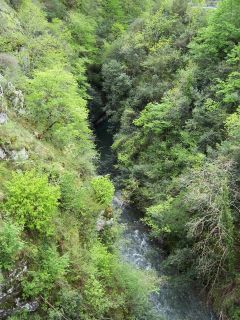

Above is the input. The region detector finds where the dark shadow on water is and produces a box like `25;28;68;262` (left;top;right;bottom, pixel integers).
94;119;115;175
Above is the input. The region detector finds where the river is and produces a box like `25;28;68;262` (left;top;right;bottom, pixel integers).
95;120;216;320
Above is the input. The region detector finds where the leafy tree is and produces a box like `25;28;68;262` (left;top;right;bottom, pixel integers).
86;243;157;319
41;0;67;19
102;60;132;128
67;11;97;57
26;66;90;145
18;0;48;37
0;1;26;53
190;0;240;68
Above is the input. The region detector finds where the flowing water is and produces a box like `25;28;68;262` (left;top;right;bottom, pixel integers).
114;195;216;320
95;120;216;320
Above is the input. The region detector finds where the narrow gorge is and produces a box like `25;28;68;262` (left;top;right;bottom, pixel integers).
1;0;240;319
95;119;216;319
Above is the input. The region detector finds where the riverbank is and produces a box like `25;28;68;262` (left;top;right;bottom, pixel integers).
95;120;216;320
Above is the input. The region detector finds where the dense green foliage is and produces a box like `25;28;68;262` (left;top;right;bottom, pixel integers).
101;0;240;318
0;0;157;319
2;171;60;234
2;0;240;318
91;176;115;207
0;220;24;271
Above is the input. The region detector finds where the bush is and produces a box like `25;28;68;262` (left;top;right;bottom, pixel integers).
184;161;234;286
91;176;115;208
2;170;60;235
88;243;158;319
82;274;110;319
48;289;82;320
22;246;69;298
0;220;24;270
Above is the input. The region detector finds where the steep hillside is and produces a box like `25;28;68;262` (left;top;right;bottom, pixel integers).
2;0;240;319
0;1;156;319
101;0;240;318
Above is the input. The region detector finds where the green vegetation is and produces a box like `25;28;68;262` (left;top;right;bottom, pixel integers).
2;0;239;319
91;176;115;207
2;171;60;234
0;0;156;319
0;220;24;271
101;0;240;318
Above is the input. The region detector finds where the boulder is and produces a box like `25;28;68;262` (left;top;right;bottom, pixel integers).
11;148;28;161
0;147;6;159
0;112;7;124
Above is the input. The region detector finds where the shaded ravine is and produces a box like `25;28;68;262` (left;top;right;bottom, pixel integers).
95;120;216;320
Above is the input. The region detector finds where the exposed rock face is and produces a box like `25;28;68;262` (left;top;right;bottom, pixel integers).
0;74;25;114
0;300;39;319
0;147;29;161
6;82;25;114
0;147;6;159
11;148;28;161
96;211;114;231
0;53;18;71
0;263;39;319
0;83;3;103
0;112;8;124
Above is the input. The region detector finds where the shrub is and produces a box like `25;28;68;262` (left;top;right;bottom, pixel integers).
0;220;24;270
91;176;115;208
89;242;158;319
2;170;60;235
48;289;82;320
82;274;110;319
22;245;69;298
